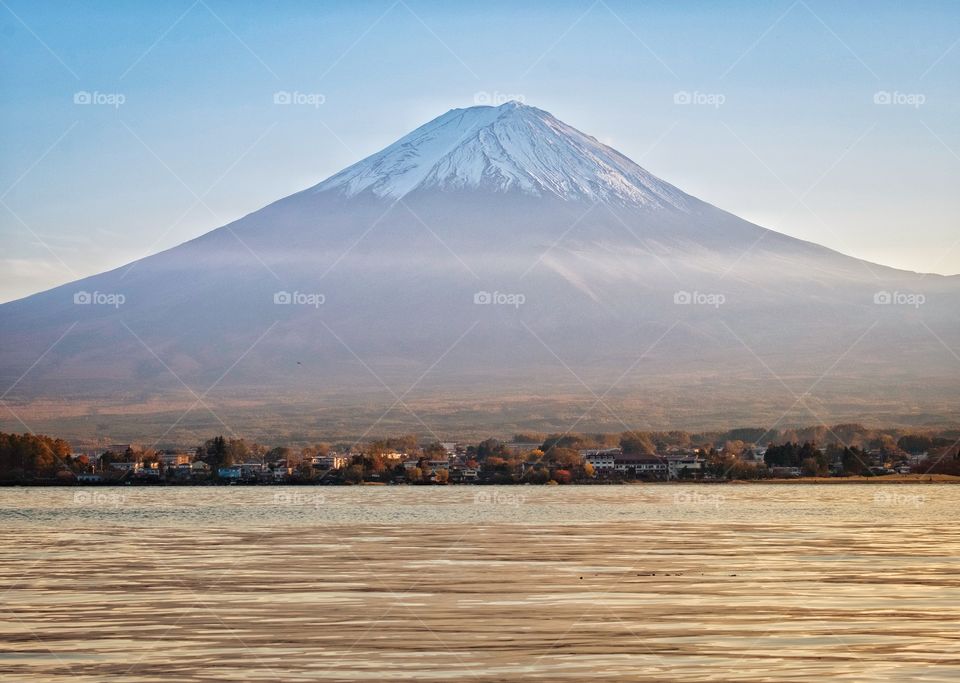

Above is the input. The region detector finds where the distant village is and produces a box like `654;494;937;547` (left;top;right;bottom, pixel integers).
2;428;957;485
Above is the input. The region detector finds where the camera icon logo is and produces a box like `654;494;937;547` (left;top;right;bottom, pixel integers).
673;290;692;305
673;91;691;105
473;491;491;504
473;91;491;105
474;291;492;305
73;290;92;304
73;91;92;105
873;290;892;305
273;291;292;304
273;91;291;105
873;91;891;105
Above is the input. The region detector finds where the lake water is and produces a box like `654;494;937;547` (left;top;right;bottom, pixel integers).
1;485;958;681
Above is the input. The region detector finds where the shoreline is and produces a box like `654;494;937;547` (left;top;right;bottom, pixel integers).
4;474;959;487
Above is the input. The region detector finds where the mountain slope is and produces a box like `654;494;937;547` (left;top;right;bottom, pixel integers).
0;102;957;439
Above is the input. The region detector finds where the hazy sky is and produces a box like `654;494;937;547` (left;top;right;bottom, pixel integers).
1;0;957;302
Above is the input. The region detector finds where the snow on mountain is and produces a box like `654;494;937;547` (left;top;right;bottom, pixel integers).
313;101;691;209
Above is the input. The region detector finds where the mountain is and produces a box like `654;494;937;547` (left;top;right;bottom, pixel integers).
315;101;689;208
1;102;957;440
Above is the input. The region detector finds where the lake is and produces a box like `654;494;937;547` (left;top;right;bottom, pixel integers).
1;485;958;681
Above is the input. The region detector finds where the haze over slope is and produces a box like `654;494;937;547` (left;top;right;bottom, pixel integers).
1;102;956;439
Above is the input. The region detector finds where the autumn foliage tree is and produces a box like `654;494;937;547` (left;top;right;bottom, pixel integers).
0;432;71;479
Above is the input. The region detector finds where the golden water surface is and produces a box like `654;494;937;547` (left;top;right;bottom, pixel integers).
1;485;958;681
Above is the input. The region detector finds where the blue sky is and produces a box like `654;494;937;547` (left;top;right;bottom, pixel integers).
1;0;958;301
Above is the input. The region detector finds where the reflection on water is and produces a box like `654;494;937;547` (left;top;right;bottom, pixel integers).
1;485;958;681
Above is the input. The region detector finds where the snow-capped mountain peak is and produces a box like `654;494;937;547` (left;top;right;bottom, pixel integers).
313;101;690;209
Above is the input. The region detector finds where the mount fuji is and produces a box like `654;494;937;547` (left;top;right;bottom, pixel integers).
1;102;957;439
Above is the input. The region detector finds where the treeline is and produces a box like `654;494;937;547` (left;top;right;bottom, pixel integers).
514;425;960;453
0;432;83;479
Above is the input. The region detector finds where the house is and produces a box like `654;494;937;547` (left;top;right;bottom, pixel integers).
312;454;348;470
218;465;242;480
159;451;193;467
170;462;194;478
109;461;142;473
581;448;619;472
422;459;450;474
135;462;161;478
449;467;479;482
770;466;801;478
238;462;267;478
77;473;103;483
665;455;703;478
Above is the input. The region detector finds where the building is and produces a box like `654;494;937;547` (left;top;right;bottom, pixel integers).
665;455;703;478
109;461;142;473
218;465;243;480
312;453;348;470
135;462;161;478
770;466;801;478
159;451;193;467
613;455;669;478
450;467;479;482
581;448;619;472
422;459;450;474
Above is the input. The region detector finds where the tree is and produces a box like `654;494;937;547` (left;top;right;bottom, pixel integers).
344;464;365;483
897;435;935;454
204;436;229;468
724;440;745;457
841;446;867;476
476;438;508;460
0;432;71;478
541;434;586;452
266;446;293;465
620;431;655;456
543;447;581;468
422;442;447;459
